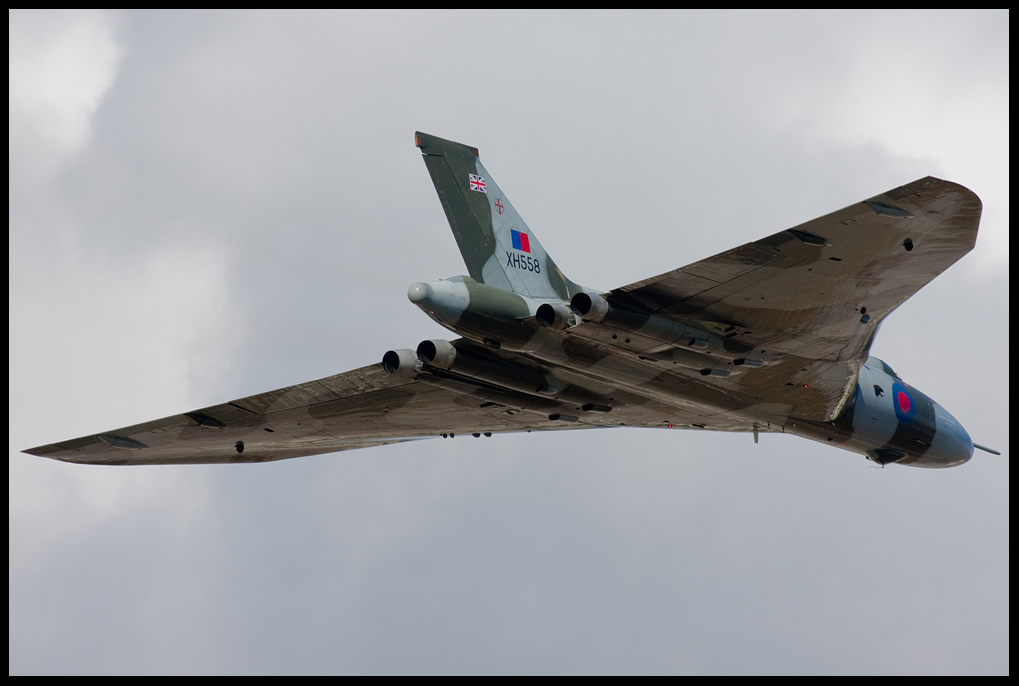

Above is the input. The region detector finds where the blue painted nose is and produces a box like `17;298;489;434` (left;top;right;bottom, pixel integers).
921;403;974;468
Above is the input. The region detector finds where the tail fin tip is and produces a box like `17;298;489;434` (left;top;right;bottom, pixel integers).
414;131;479;159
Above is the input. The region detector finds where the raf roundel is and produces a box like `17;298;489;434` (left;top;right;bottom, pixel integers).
891;382;917;423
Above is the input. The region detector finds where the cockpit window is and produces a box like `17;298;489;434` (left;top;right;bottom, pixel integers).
881;361;901;379
868;357;902;380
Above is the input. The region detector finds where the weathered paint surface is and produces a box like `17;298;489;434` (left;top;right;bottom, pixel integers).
25;133;983;468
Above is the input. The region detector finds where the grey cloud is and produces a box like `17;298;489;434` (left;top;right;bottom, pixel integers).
10;10;1008;675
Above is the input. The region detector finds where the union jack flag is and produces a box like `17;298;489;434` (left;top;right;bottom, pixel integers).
469;174;487;193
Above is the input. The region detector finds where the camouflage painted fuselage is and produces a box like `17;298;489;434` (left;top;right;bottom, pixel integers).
401;272;972;468
25;132;984;468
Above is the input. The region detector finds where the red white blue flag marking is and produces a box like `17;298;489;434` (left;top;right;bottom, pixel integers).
469;174;487;193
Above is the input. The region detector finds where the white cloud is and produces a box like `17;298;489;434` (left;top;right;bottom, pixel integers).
777;11;1009;264
9;10;245;579
8;11;1008;674
10;239;243;569
9;10;122;190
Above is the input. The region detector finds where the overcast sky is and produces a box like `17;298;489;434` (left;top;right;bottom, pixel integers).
9;10;1009;675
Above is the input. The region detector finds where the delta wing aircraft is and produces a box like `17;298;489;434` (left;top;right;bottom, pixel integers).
26;132;998;468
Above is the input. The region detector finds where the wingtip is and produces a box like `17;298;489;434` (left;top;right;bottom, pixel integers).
21;444;64;459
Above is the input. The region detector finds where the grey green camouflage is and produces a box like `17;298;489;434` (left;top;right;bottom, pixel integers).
24;132;985;468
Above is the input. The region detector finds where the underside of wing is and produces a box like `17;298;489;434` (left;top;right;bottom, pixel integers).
24;364;428;465
27;177;978;463
581;177;981;422
24;347;760;465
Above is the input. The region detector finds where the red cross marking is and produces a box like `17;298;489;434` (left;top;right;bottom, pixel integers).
495;199;504;215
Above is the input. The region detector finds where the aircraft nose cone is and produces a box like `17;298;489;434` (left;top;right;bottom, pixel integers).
924;403;975;468
407;282;432;304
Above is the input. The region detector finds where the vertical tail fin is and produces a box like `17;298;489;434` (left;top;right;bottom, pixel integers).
415;131;580;301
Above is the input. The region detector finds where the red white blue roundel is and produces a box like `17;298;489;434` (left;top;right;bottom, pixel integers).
891;382;916;423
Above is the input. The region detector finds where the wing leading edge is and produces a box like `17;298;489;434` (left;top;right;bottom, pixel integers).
26;340;760;465
23;149;981;466
25;364;426;465
582;177;981;422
